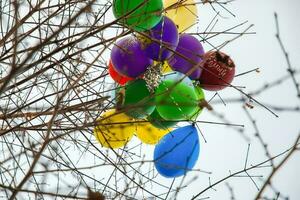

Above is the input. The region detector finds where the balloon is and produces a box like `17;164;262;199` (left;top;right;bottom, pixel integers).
108;60;133;85
120;79;155;119
147;108;177;129
135;120;170;145
152;61;173;73
163;0;198;32
111;36;153;78
113;0;163;31
139;16;179;61
154;125;200;177
155;74;198;120
168;34;205;80
93;110;135;149
190;86;205;120
162;71;193;85
199;51;236;91
162;61;173;73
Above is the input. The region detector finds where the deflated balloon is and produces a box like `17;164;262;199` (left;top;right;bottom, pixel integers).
93;110;135;149
154;125;200;177
199;51;236;91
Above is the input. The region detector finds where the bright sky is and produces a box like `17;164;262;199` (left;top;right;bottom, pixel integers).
175;0;300;199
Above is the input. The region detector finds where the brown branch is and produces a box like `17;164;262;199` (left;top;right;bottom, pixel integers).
254;134;300;199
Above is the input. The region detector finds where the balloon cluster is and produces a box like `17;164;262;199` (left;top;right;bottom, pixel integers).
94;0;236;178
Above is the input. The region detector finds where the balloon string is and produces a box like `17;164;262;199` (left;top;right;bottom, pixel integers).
158;15;165;62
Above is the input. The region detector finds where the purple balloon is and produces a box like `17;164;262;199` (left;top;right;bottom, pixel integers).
142;16;179;61
111;36;153;78
168;34;205;80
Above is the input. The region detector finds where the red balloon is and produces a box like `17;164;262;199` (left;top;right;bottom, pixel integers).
108;60;133;85
199;51;235;91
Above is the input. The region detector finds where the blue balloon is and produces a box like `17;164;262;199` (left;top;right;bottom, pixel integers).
154;125;200;178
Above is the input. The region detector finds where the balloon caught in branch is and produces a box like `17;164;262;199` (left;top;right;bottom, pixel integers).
155;72;198;120
147;108;178;129
111;36;153;78
139;16;179;61
168;34;205;80
98;0;240;178
199;51;236;91
108;60;133;85
163;0;198;32
135;120;170;145
119;79;155;119
191;85;206;119
93;110;135;149
154;125;200;177
113;0;163;31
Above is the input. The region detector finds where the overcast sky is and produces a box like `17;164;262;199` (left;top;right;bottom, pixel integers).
170;0;300;199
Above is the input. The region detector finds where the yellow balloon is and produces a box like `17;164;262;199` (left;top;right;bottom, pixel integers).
162;61;173;73
135;121;170;145
93;110;135;149
153;61;173;73
163;0;198;33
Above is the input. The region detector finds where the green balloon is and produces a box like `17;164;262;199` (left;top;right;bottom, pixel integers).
195;86;205;99
155;79;198;120
123;79;155;119
113;0;163;31
147;108;178;129
190;86;205;120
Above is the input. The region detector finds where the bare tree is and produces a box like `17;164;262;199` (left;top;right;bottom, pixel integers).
0;0;299;199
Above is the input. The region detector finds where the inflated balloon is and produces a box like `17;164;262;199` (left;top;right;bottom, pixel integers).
155;74;198;120
120;79;155;119
168;34;205;80
163;0;198;32
162;71;193;85
199;51;235;91
135;120;170;145
147;108;177;129
162;61;173;73
140;16;179;61
108;60;133;85
190;86;205;120
154;125;200;177
93;110;135;149
153;61;173;73
111;36;153;78
113;0;163;31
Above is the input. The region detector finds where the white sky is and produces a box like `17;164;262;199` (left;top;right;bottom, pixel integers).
173;0;300;199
